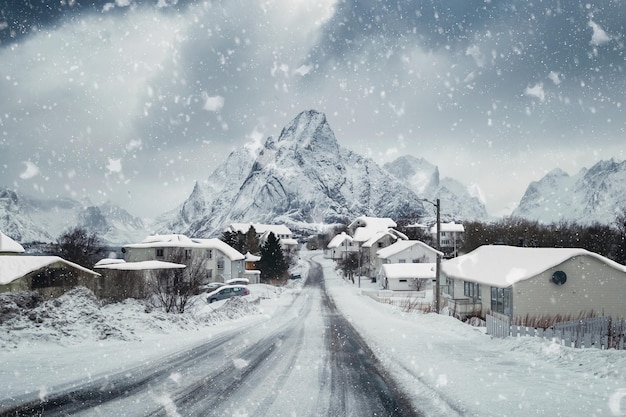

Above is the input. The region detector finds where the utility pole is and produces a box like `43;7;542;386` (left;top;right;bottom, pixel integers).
435;198;441;314
422;198;441;314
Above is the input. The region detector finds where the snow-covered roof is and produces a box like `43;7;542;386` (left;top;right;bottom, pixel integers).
192;238;245;261
280;238;299;246
430;222;465;233
0;256;100;285
361;229;408;248
0;231;25;254
327;232;353;249
228;223;292;236
442;245;626;288
376;240;443;259
244;252;261;262
124;234;195;249
94;260;186;271
381;263;437;279
349;216;397;242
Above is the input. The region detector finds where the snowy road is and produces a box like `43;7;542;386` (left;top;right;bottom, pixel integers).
1;258;419;417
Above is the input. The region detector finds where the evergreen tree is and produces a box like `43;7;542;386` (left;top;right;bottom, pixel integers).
258;232;287;283
245;226;260;254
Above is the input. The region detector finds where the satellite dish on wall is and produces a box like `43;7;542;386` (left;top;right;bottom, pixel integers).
551;270;567;285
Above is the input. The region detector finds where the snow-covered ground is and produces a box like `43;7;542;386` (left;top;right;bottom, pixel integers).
1;251;625;416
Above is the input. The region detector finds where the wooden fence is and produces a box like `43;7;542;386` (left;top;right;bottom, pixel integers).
486;314;626;350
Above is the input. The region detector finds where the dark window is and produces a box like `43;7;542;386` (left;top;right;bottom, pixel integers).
156;248;164;257
491;287;512;315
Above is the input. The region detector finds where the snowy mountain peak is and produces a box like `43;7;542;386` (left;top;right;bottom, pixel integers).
513;159;626;225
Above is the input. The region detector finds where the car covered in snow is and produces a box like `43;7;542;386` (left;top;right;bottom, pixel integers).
205;285;250;303
225;277;249;286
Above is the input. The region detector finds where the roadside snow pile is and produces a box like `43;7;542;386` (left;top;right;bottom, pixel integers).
0;287;262;350
0;287;140;348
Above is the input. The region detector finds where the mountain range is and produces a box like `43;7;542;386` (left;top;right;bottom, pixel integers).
512;159;626;225
2;110;625;245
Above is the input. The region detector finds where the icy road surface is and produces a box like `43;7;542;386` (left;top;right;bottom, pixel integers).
2;259;419;417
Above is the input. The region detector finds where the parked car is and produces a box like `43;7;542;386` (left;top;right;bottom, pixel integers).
290;273;302;280
200;282;225;292
225;278;249;286
206;285;250;303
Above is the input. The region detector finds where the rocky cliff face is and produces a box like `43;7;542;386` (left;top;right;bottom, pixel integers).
159;110;431;236
512;159;626;225
383;155;489;222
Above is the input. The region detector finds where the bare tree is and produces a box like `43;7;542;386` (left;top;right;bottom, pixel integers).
409;277;429;292
147;248;206;313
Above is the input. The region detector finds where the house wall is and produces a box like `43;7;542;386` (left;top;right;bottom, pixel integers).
512;255;626;320
124;246;246;283
364;235;398;278
385;277;418;291
0;263;102;299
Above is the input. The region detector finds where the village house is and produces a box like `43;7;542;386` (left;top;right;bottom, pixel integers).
122;234;248;284
347;216;408;280
430;221;465;258
378;263;437;291
441;245;626;321
375;240;442;290
93;258;186;301
325;232;358;260
0;231;101;299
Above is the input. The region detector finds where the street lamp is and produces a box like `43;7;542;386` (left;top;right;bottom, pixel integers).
421;198;441;314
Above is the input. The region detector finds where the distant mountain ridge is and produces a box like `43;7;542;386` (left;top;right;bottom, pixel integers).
512;159;626;225
0;187;148;245
5;111;624;245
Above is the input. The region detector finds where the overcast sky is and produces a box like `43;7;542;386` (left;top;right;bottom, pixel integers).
1;0;625;219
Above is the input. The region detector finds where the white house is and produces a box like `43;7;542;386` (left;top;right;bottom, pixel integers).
325;232;358;260
378;263;437;291
375;240;442;288
123;234;247;283
441;245;626;321
430;221;465;258
347;216;408;280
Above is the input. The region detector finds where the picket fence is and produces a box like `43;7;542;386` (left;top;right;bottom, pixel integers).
486;314;626;350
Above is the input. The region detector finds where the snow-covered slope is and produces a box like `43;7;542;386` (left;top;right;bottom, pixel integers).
0;187;148;245
160;110;429;237
383;155;489;221
512;159;626;225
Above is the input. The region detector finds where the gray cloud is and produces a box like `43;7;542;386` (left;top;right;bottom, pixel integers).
1;0;625;218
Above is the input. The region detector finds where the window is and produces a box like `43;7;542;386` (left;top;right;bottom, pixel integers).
207;249;213;259
185;249;192;259
156;248;164;257
377;242;384;248
463;282;481;300
491;287;512;315
399;259;406;263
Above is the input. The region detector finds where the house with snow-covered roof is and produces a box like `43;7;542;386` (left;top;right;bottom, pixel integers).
378;263;437;291
374;240;442;290
346;216;408;281
0;230;101;298
441;245;626;321
94;258;186;301
430;221;465;258
122;234;248;284
325;232;358;260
